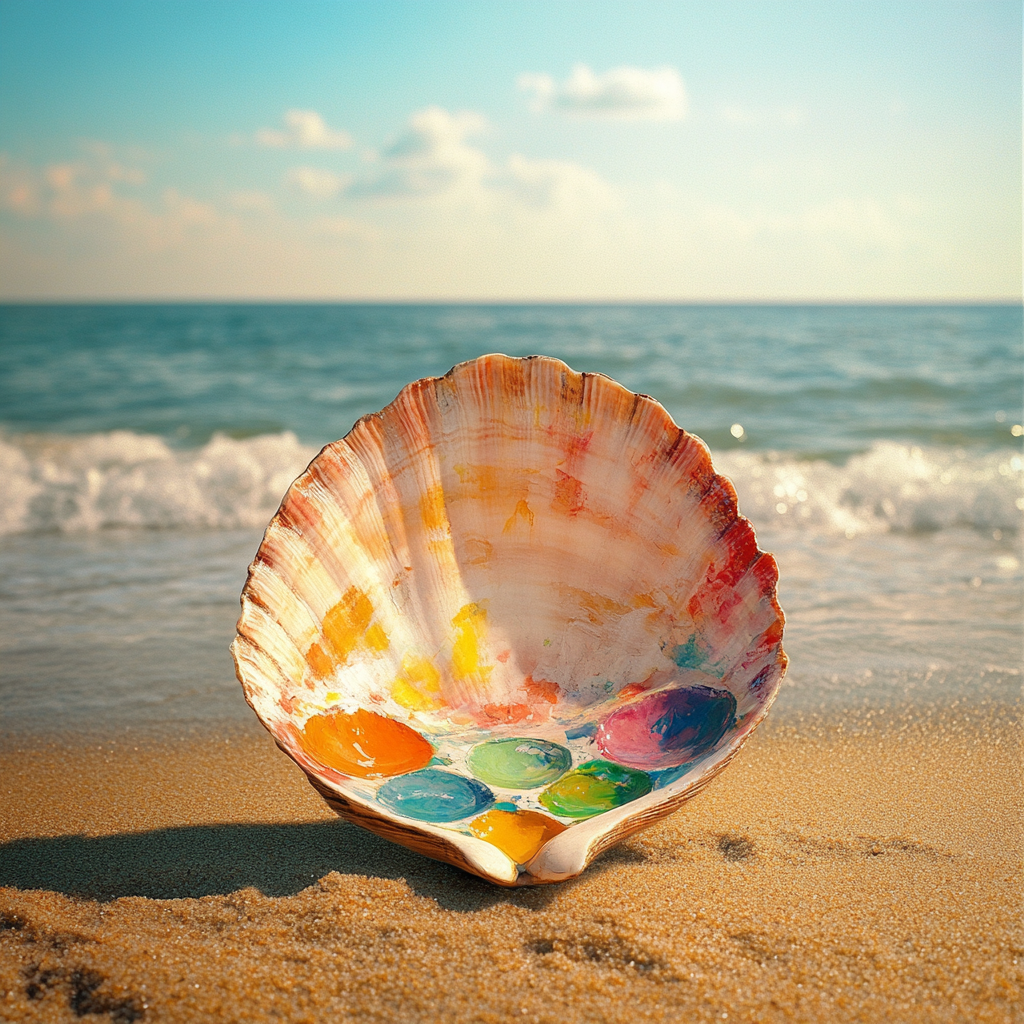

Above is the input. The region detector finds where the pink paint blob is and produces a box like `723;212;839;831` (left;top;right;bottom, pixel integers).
596;685;737;770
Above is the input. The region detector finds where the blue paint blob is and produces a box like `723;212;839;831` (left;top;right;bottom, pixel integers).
651;762;698;789
376;769;494;823
565;723;597;740
493;801;518;812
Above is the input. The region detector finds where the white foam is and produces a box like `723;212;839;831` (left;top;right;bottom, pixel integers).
717;441;1024;536
1;432;1020;537
0;430;318;536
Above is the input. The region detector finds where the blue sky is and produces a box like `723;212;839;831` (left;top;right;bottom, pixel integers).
0;0;1019;300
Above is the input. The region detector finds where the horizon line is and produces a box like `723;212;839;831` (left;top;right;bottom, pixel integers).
1;296;1021;307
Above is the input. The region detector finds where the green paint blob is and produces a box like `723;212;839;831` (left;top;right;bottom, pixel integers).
539;759;652;819
467;737;571;789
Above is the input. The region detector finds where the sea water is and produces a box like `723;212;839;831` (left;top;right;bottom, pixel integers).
1;304;1020;738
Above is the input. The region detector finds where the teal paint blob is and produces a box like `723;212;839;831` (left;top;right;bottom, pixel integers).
538;759;652;819
467;737;572;789
376;769;493;823
651;762;698;788
668;635;703;669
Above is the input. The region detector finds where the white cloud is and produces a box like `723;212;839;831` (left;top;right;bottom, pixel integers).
351;107;490;199
256;110;352;150
0;153;149;221
0;149;233;252
501;154;617;213
348;106;617;218
285;166;349;199
518;64;687;121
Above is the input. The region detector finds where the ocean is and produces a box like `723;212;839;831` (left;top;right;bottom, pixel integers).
1;303;1021;739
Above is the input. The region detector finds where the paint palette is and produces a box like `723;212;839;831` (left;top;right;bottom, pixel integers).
233;354;786;885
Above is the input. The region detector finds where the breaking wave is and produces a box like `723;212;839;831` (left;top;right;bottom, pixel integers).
0;430;1021;537
717;441;1023;536
0;430;318;536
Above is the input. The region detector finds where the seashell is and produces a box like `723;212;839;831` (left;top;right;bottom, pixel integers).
232;354;786;885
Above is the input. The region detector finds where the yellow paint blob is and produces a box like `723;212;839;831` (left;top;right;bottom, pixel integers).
316;587;389;671
300;708;433;778
419;485;449;532
453;464;500;494
469;809;567;864
451;603;492;683
391;655;444;711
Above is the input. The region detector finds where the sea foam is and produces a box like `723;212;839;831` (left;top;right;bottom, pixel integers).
0;430;317;536
0;430;1020;537
717;442;1023;537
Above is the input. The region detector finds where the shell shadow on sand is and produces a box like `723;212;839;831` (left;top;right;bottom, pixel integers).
0;822;564;912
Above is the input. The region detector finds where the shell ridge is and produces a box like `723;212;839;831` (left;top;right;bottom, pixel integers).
231;635;292;723
284;472;406;675
313;433;425;672
237;596;309;685
383;374;491;714
255;524;349;654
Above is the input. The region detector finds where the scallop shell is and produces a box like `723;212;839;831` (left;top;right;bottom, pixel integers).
232;354;786;885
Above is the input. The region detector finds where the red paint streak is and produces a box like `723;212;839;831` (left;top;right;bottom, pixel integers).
553;470;586;515
563;431;594;462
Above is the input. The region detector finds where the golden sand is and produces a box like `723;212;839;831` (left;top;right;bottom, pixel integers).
1;709;1021;1023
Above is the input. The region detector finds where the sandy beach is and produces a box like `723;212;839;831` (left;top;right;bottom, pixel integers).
1;705;1019;1024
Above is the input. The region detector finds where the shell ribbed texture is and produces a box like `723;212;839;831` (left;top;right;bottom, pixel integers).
233;354;786;883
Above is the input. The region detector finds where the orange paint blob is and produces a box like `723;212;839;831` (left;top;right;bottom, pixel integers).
502;498;535;535
523;675;561;704
469;809;567;865
305;642;335;679
299;708;433;778
481;702;531;724
617;680;651;701
312;587;390;674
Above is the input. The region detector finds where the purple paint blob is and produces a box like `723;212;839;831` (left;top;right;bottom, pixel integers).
596;685;737;770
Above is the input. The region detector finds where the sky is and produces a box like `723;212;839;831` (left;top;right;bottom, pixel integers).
0;0;1020;301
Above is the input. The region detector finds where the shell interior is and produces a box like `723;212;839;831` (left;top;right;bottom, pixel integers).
233;354;786;884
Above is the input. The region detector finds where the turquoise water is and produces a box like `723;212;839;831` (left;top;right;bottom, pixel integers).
1;304;1019;455
1;304;1020;736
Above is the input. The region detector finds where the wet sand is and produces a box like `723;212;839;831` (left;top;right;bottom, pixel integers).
1;707;1021;1024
